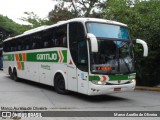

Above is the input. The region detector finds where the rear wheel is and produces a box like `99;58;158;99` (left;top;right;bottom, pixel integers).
13;69;19;82
54;74;68;94
9;67;13;79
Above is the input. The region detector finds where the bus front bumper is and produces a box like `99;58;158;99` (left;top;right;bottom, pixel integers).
88;79;136;95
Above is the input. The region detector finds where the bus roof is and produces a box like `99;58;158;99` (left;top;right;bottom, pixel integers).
4;18;127;42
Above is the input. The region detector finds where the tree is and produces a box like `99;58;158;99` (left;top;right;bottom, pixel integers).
48;2;77;23
0;15;30;38
48;0;107;23
20;12;51;28
0;15;32;47
102;0;160;86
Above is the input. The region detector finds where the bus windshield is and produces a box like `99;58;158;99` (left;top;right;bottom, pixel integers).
86;22;135;74
86;22;129;40
91;40;135;74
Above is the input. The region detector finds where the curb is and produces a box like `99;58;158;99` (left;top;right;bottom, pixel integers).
135;86;160;91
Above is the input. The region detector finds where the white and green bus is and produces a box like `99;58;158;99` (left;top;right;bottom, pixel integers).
3;18;148;95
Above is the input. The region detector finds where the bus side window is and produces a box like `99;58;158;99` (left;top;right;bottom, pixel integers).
43;41;49;48
17;38;22;51
77;41;88;71
55;25;67;47
4;41;9;52
62;36;67;47
69;22;86;70
32;42;36;49
11;40;16;52
42;29;54;48
8;44;10;52
51;34;56;47
78;41;88;64
29;32;42;50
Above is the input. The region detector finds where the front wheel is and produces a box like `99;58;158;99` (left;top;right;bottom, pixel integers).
54;75;68;94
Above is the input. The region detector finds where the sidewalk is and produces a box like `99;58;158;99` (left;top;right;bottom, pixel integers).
135;85;160;91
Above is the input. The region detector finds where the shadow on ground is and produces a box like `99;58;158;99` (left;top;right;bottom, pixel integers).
7;76;128;102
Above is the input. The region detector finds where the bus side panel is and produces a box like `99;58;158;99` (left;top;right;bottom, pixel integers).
3;61;14;75
67;50;78;92
39;62;54;86
77;69;89;94
20;62;39;82
3;53;15;76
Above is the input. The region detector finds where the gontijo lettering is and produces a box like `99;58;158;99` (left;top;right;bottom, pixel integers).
37;53;57;61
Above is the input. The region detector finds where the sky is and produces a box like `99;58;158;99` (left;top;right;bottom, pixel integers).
0;0;56;24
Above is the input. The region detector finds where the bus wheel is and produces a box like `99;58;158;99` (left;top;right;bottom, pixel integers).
13;69;19;82
54;74;68;94
9;67;13;79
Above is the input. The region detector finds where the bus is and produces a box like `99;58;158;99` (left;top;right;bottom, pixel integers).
0;48;3;69
3;18;148;95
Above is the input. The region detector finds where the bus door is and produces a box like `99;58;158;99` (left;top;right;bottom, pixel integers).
77;41;89;94
68;40;89;94
67;22;89;93
67;49;78;92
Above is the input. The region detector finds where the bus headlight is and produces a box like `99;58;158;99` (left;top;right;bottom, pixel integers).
131;79;136;83
91;80;106;85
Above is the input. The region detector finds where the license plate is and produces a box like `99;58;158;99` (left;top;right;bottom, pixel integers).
114;88;121;92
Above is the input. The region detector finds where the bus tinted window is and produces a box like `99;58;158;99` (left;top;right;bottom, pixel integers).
69;22;87;71
31;32;43;49
54;25;67;47
3;24;67;52
43;29;53;48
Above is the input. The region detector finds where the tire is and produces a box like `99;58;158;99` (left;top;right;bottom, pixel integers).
13;69;19;82
9;68;13;79
54;74;68;94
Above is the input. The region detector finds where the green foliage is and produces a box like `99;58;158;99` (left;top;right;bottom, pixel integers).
48;0;107;23
102;0;160;86
48;3;77;23
20;12;52;28
0;15;27;35
0;14;31;45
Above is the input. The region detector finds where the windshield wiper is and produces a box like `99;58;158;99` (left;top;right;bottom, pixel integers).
117;41;132;73
116;45;120;72
122;58;131;73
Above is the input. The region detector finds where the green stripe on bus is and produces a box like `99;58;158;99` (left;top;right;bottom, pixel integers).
21;62;24;70
109;75;129;81
3;50;67;63
62;50;67;63
3;54;14;61
19;54;23;61
27;51;59;62
26;50;67;63
89;75;132;81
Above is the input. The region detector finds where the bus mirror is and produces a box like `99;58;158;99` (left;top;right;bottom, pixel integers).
136;39;148;57
87;33;98;52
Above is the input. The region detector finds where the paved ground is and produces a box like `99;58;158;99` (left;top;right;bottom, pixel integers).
0;70;160;120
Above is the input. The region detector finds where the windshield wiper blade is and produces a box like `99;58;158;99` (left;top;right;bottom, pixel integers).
122;58;131;73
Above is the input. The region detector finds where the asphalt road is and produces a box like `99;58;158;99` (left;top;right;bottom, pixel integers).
0;70;160;120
